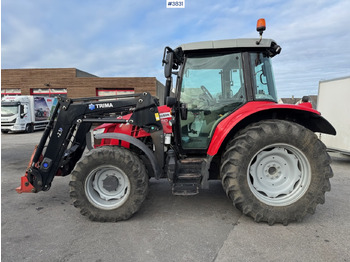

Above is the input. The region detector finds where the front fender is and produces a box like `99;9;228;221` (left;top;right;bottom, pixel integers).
207;101;336;156
95;132;163;179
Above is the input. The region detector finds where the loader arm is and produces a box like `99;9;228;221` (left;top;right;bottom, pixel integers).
17;92;163;193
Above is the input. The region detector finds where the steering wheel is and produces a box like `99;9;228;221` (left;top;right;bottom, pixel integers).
200;85;215;103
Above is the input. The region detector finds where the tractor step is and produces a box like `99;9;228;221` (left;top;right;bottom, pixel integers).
168;157;203;196
177;173;202;180
172;173;201;196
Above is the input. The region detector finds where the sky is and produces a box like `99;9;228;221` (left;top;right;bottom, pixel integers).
1;0;350;98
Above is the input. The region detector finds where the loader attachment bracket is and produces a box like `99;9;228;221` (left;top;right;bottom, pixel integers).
16;175;35;193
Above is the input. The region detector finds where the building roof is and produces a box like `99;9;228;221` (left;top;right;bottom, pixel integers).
279;97;301;104
279;95;318;108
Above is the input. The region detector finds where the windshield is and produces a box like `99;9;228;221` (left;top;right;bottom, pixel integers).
179;52;245;149
250;53;277;101
1;105;19;117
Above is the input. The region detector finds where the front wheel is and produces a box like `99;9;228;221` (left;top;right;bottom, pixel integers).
25;124;33;133
69;146;148;222
221;120;333;225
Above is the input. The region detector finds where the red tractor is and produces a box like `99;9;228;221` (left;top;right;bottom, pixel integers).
18;19;335;225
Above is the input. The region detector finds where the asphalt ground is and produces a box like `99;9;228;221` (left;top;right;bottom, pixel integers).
1;131;350;262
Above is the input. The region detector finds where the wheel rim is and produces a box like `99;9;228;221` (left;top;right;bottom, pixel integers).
248;144;311;206
85;165;131;210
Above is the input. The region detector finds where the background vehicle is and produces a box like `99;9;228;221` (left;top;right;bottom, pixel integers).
17;19;336;225
317;76;350;155
1;96;57;133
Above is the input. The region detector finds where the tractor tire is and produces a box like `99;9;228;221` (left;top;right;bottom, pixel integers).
221;120;333;225
69;146;148;222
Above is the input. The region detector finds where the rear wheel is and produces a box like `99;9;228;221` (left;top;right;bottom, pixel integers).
221;120;333;225
69;146;148;221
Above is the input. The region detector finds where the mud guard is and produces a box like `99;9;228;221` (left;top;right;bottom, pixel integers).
95;132;163;179
207;103;336;156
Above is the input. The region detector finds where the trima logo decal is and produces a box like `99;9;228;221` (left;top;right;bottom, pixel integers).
88;103;113;110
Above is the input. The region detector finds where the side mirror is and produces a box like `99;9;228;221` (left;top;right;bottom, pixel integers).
163;52;174;78
166;96;176;107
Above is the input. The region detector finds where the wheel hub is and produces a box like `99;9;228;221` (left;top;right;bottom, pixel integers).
87;166;130;205
102;175;119;192
249;146;307;201
266;164;280;179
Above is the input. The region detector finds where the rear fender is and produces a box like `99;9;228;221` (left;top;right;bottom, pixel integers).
207;102;336;156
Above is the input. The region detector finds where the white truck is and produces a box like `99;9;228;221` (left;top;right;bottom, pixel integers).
317;76;350;155
1;96;57;133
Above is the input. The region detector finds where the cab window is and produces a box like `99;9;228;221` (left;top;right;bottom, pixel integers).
250;53;278;101
179;53;245;149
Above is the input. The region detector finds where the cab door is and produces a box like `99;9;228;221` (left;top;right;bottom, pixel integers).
176;52;247;153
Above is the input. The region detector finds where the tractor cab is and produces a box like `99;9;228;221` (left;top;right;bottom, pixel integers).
163;24;281;153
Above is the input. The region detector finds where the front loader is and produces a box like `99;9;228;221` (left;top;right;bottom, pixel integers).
17;19;336;225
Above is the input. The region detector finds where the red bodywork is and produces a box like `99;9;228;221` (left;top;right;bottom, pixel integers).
95;101;321;155
207;101;320;156
94;105;173;148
